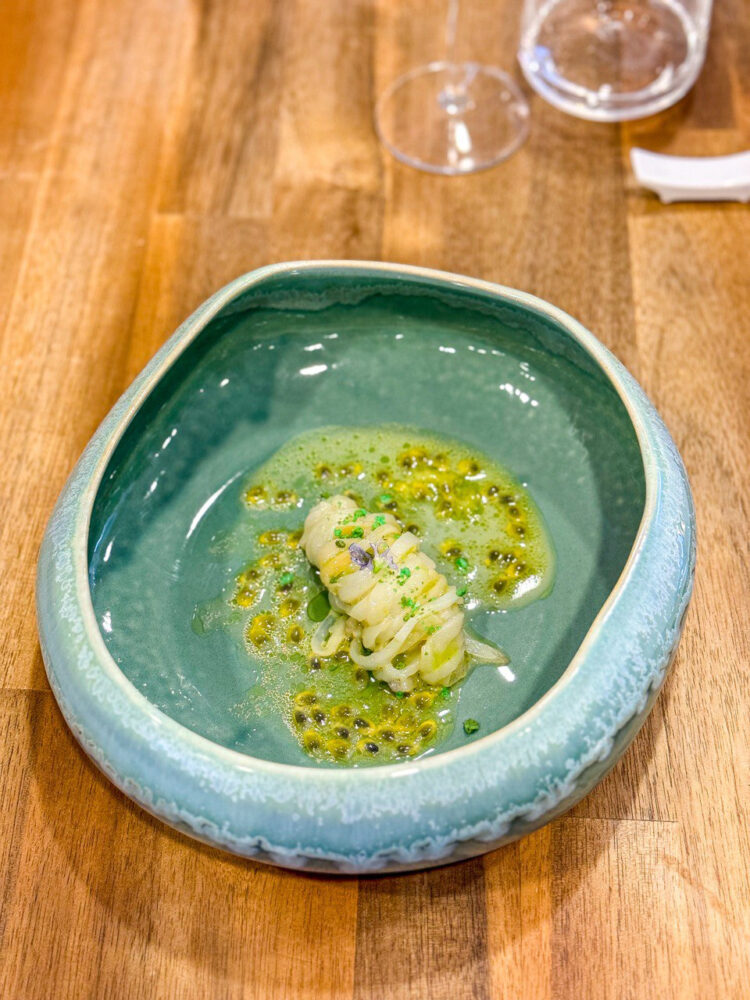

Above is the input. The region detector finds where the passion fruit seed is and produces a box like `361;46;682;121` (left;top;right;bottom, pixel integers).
259;530;286;546
326;738;350;759
259;552;283;568
418;720;438;741
376;727;396;742
234;587;258;607
295;691;318;707
244;485;267;505
247;614;274;646
303;731;323;752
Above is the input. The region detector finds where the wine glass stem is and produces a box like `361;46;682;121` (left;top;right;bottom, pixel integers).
442;0;469;111
445;0;460;65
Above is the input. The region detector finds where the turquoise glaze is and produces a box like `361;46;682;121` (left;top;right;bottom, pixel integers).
36;263;695;873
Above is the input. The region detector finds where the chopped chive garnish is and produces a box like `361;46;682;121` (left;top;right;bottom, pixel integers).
334;528;343;537
456;585;467;597
379;493;393;504
279;571;294;585
395;691;405;698
374;514;386;526
399;567;411;579
353;509;366;519
463;718;480;735
350;526;364;538
454;556;469;572
335;539;346;548
440;686;451;698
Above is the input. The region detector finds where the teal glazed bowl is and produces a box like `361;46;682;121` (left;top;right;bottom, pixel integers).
36;262;695;873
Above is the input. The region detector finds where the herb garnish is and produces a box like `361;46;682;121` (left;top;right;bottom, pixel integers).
306;591;330;622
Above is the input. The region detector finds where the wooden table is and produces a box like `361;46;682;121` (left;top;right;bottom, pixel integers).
2;1;748;997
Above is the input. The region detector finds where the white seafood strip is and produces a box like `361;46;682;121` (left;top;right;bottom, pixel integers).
300;495;468;691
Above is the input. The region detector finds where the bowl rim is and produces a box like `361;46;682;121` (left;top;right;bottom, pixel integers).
37;261;695;868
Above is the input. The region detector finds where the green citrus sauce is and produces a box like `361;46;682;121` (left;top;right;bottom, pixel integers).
198;425;554;766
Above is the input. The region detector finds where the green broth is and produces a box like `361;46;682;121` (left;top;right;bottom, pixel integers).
195;425;555;766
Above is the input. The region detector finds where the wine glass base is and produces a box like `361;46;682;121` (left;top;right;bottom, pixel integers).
375;61;530;175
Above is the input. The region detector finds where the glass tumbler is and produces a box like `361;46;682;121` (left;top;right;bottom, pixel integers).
518;0;714;121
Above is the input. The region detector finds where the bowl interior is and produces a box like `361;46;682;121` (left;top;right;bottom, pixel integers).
88;269;645;767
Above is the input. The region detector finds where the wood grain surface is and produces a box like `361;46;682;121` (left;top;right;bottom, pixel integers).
1;1;748;997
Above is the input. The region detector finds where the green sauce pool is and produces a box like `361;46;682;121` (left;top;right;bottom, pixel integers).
194;425;555;766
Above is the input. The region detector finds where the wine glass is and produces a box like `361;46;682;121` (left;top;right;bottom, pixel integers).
375;0;530;175
518;0;714;121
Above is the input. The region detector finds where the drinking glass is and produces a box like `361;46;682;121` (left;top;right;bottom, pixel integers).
375;0;530;175
518;0;714;121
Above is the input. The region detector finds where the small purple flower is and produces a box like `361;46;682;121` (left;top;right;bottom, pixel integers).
381;547;398;572
349;544;372;570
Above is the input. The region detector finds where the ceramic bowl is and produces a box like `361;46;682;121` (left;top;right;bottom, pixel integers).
36;262;695;873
